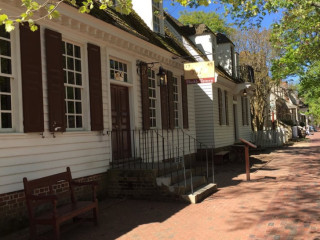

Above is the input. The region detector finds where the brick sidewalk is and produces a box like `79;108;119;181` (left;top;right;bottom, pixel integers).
4;133;320;240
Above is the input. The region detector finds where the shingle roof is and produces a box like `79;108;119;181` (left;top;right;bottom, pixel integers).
164;12;209;61
68;2;194;60
216;32;234;45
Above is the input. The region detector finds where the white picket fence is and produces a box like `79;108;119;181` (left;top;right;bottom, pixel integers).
251;128;290;148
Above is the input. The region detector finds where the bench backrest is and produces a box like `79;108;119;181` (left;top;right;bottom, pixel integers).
23;167;75;208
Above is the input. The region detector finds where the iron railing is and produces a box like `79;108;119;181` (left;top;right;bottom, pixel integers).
107;128;215;194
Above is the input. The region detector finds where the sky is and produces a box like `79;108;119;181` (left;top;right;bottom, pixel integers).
163;0;282;30
163;1;299;83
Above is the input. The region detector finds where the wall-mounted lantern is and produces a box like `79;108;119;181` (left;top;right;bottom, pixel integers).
157;66;167;86
243;89;247;97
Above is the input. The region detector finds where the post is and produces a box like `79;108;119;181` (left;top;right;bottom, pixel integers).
244;145;250;181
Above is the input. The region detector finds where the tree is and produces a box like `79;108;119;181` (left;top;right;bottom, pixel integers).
233;28;276;131
178;10;234;36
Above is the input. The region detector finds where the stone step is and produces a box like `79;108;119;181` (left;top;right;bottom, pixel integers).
182;183;218;204
156;169;192;187
169;176;206;195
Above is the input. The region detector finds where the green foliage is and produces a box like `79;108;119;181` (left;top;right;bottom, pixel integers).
178;10;234;36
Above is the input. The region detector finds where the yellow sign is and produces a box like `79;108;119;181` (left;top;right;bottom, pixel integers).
184;61;215;84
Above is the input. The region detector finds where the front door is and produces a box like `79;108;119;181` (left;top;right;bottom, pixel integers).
111;85;131;161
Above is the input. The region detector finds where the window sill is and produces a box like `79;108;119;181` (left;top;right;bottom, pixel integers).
110;79;132;87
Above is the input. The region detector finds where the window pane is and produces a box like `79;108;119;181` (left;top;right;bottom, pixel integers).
75;59;81;72
67;101;74;113
68;116;75;128
110;60;114;69
66;43;73;56
1;95;11;110
76;116;82;128
67;57;74;70
0;26;10;39
74;46;81;58
76;73;82;85
67;87;74;99
0;40;11;57
1;113;12;128
0;77;10;92
110;70;114;79
1;58;11;74
76;102;82;114
64;71;67;83
68;71;74;84
63;56;66;69
74;88;81;100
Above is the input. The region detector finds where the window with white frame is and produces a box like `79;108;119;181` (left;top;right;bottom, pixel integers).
173;76;179;127
0;26;12;130
148;69;157;128
62;41;83;129
152;0;161;33
110;59;128;82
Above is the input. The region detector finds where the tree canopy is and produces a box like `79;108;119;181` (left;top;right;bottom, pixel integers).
178;10;234;36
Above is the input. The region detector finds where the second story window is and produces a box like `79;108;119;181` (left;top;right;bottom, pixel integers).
63;41;83;129
0;27;12;130
152;0;160;33
148;69;157;128
173;76;179;127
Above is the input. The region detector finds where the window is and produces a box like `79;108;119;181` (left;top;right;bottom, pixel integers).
152;0;160;33
224;90;229;125
0;27;12;130
62;41;83;129
173;76;179;127
148;69;156;128
110;59;128;82
242;96;249;126
218;88;222;125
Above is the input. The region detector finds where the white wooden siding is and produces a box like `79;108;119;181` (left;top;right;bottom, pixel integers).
212;84;235;148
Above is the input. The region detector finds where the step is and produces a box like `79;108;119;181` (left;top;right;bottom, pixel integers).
182;183;218;204
169;176;206;195
156;169;192;187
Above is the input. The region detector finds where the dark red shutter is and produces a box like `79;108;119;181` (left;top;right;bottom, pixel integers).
20;24;44;133
45;29;65;132
241;96;245;126
225;90;229;125
140;62;150;130
160;84;168;130
181;75;189;129
88;43;104;131
167;70;174;129
218;88;222;125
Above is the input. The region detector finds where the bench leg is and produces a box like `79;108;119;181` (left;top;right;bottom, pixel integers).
93;206;98;226
29;223;36;240
54;224;60;240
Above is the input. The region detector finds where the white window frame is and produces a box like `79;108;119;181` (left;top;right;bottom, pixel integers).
0;27;15;133
173;75;179;128
152;0;161;33
148;68;157;128
62;39;88;131
109;58;128;83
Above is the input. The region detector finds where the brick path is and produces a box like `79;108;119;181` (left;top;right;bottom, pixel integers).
4;133;320;240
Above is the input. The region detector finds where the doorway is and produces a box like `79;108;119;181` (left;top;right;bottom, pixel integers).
111;84;131;161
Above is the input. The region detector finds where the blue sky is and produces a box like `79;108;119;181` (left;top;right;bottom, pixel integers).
163;0;282;30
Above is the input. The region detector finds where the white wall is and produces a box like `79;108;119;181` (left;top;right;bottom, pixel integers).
190;34;214;61
132;0;164;35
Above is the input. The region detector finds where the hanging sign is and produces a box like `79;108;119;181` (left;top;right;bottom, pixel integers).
184;61;215;84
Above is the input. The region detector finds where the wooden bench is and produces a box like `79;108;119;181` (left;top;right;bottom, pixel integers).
23;167;98;240
214;151;230;164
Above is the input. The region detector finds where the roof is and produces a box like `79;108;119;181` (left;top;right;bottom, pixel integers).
216;33;234;45
68;1;194;60
164;12;210;61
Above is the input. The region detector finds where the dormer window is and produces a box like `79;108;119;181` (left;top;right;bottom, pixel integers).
152;0;160;33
